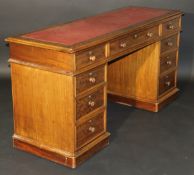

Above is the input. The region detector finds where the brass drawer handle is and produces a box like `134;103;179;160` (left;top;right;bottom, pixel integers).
88;101;95;107
147;32;153;38
120;42;127;48
166;60;172;65
88;126;95;133
88;119;93;123
89;77;96;83
165;81;171;86
166;56;170;59
133;34;138;39
168;24;175;30
89;55;96;61
167;41;173;47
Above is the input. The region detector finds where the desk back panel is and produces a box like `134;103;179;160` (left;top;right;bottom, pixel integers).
108;42;160;102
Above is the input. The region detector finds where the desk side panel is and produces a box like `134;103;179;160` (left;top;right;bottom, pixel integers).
11;63;75;154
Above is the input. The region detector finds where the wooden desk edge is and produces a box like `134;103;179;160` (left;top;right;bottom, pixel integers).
5;10;183;53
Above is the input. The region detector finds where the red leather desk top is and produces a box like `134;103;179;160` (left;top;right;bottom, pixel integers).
22;7;171;46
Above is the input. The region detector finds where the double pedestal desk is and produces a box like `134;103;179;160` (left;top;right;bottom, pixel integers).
6;7;183;168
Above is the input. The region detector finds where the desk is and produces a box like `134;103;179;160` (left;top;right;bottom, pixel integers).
6;6;183;168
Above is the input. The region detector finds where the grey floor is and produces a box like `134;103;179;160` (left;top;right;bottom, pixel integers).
1;76;194;175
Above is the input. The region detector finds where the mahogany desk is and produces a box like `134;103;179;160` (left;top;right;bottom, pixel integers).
6;6;183;168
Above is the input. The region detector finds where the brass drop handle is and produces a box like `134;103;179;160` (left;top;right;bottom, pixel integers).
88;126;95;133
167;41;173;47
89;77;96;83
166;60;172;65
88;100;95;107
168;24;175;30
165;81;171;86
147;32;153;38
133;34;138;39
89;55;96;61
120;42;127;48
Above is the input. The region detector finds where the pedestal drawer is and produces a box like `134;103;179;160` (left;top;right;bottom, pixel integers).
162;18;180;36
76;87;104;120
159;71;176;96
75;44;106;69
76;112;105;148
160;51;177;74
161;35;178;53
76;66;105;94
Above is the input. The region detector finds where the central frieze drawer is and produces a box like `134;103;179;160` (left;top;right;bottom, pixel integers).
110;25;159;55
76;87;104;120
76;112;105;148
76;66;105;94
75;44;106;69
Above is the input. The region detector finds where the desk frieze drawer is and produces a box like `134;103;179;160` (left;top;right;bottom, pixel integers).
76;112;105;149
129;25;159;45
110;25;159;56
159;71;176;96
162;18;180;36
76;88;104;120
160;51;177;74
76;66;105;94
109;34;130;56
75;44;106;69
161;35;178;53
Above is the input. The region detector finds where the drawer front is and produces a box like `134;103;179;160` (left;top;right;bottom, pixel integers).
161;35;178;53
76;66;105;94
162;18;180;36
160;51;177;74
110;25;159;55
76;112;105;148
76;88;104;120
159;71;176;96
129;25;159;46
75;44;106;69
110;34;130;56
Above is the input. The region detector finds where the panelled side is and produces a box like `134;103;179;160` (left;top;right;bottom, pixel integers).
11;63;76;155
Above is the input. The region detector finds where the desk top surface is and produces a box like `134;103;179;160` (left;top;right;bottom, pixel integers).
21;7;178;46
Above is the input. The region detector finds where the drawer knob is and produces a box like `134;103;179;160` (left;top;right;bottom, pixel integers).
120;42;127;48
133;34;138;39
166;56;170;59
88;126;95;133
166;60;172;65
88;101;95;107
165;81;171;86
89;77;96;83
168;24;175;30
167;42;173;47
147;32;153;38
89;55;96;61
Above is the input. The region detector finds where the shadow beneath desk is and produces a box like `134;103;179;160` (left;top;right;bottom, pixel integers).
107;100;135;142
